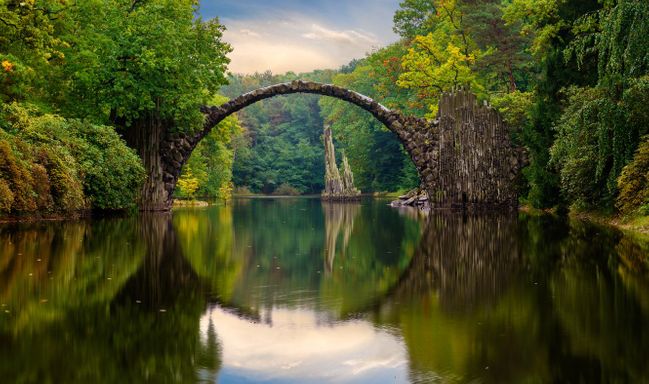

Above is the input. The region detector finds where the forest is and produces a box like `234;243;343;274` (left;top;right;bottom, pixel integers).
1;0;648;221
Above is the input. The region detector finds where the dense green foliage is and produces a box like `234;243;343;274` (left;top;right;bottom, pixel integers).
212;0;647;209
1;0;647;216
394;0;532;110
0;0;70;104
320;44;422;192
375;0;648;215
59;0;230;130
1;0;230;125
218;67;421;195
0;104;144;214
617;137;649;216
550;1;649;211
220;71;332;194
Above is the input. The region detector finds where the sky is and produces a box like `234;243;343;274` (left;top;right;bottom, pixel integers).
199;0;402;75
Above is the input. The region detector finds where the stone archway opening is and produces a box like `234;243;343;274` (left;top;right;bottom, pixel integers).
151;81;524;211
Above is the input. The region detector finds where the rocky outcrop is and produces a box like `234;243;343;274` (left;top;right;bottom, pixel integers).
341;154;357;195
391;187;429;208
322;124;360;200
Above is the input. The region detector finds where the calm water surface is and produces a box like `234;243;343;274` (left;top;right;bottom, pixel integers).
1;198;648;383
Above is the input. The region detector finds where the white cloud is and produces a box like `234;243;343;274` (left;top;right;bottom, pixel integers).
224;39;341;75
239;28;261;38
220;11;395;74
302;24;378;46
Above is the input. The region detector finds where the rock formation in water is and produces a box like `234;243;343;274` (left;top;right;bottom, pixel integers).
391;187;429;208
340;154;357;194
322;124;360;200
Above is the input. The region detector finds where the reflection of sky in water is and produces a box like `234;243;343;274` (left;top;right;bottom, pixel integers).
200;305;408;383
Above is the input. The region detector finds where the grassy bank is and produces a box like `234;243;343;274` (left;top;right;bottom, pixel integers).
569;211;649;239
521;203;649;240
172;200;210;208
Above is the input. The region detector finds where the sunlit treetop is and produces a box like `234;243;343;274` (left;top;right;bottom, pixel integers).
396;0;485;116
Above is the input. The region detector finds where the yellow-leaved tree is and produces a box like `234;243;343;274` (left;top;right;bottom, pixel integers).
176;167;201;200
397;0;485;116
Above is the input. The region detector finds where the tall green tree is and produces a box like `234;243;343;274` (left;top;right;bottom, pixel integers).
499;0;602;208
397;0;485;116
57;0;231;208
551;0;649;210
395;0;532;115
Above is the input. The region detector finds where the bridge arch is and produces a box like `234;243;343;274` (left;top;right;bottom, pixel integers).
159;81;435;208
198;80;404;140
155;81;522;212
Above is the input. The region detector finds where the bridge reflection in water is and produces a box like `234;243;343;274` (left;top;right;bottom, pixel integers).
1;199;648;383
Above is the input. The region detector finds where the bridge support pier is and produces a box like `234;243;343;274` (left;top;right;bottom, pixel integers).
394;90;526;210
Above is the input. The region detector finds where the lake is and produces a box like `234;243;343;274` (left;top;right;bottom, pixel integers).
1;197;648;383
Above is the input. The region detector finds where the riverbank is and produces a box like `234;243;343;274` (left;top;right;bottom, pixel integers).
172;200;210;208
0;209;134;224
570;211;649;239
0;212;88;224
520;204;649;241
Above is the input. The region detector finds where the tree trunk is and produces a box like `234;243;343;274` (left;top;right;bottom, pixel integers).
119;113;172;211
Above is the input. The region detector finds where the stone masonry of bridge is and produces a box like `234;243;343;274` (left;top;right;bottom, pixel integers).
157;80;525;211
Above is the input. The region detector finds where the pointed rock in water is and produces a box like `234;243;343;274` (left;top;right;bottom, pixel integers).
322;124;360;200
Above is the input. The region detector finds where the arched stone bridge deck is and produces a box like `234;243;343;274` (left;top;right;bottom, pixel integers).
159;80;524;211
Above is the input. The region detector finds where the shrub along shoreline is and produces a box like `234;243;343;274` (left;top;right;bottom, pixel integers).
0;104;145;218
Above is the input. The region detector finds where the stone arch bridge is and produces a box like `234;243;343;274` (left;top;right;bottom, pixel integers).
150;81;525;211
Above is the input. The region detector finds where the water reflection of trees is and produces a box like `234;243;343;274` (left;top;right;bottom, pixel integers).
0;215;220;383
393;213;522;311
371;213;649;383
0;219;145;333
174;199;421;318
2;207;649;383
